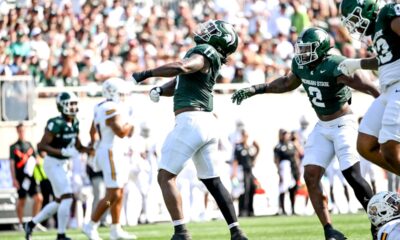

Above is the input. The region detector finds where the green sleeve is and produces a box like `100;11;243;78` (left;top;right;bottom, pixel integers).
330;55;346;78
188;44;221;67
46;118;61;134
385;4;400;22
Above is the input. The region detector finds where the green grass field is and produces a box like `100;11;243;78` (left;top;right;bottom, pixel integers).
0;213;372;240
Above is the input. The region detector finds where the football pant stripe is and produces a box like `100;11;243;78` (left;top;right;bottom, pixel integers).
108;149;116;180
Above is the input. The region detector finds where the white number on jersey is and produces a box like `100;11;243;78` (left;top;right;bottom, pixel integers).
47;121;54;131
175;76;180;90
394;4;400;15
376;38;393;64
308;86;326;108
204;46;215;58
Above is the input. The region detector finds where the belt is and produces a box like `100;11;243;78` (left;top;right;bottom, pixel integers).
174;107;206;116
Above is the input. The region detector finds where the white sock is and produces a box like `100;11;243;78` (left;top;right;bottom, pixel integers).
57;198;73;234
111;223;121;231
32;201;59;224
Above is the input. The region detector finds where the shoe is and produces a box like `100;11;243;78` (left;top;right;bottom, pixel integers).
110;228;137;240
171;231;192;240
83;223;102;240
16;223;24;232
231;229;248;240
56;236;72;240
35;223;48;232
24;221;35;240
324;228;347;240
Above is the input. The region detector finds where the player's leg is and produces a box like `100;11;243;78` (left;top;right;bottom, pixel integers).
26;157;69;239
379;84;400;173
158;113;207;240
358;97;399;174
194;140;247;240
31;193;43;220
334;115;374;238
302;123;346;239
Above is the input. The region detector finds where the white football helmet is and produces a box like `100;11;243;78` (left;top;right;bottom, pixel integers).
56;92;79;116
367;191;400;227
102;78;128;103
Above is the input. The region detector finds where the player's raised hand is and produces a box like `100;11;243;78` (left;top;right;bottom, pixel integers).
231;87;256;105
338;59;361;77
149;86;163;103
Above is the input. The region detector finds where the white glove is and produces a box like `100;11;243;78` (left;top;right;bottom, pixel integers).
61;146;78;158
338;59;362;77
149;87;162;103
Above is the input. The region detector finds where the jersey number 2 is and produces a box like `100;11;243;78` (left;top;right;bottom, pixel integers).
308;87;325;108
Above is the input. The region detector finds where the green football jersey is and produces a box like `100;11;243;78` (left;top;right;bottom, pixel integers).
173;44;222;112
291;55;351;116
373;3;400;66
45;116;79;159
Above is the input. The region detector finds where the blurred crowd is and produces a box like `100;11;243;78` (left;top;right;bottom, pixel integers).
0;0;376;88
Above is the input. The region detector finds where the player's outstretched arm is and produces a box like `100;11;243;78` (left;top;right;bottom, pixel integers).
231;72;301;105
337;71;380;98
132;54;207;83
338;57;379;77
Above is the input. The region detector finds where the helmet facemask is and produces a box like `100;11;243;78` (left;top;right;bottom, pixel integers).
194;20;222;43
342;6;371;41
368;191;400;227
294;41;320;66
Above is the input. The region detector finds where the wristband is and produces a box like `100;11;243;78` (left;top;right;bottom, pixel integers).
253;84;267;94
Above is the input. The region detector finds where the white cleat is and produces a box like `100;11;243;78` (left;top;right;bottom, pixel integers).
82;223;102;240
110;228;137;240
35;223;48;232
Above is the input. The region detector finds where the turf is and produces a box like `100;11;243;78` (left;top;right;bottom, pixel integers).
0;213;372;240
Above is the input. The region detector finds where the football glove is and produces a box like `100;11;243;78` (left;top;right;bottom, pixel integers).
131;70;152;84
149;86;163;103
231;87;256;105
338;59;361;77
61;146;78;158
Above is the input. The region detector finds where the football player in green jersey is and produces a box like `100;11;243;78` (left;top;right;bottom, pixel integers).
25;92;92;240
339;0;400;177
232;27;379;240
131;20;247;240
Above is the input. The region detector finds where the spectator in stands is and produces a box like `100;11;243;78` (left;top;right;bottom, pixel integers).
9;123;43;231
0;0;374;88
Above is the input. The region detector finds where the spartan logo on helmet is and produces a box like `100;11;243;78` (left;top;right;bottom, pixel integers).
294;27;331;66
340;0;380;40
194;20;238;58
56;92;79;116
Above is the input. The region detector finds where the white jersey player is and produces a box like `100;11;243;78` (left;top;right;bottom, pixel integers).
367;191;400;240
83;78;136;240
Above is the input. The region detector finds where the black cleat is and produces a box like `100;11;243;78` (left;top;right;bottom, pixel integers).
24;221;35;240
56;233;72;240
231;229;248;240
325;228;347;240
171;231;192;240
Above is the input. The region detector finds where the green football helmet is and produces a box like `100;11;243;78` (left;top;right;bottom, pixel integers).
294;27;331;66
56;92;79;116
194;20;239;58
340;0;380;40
